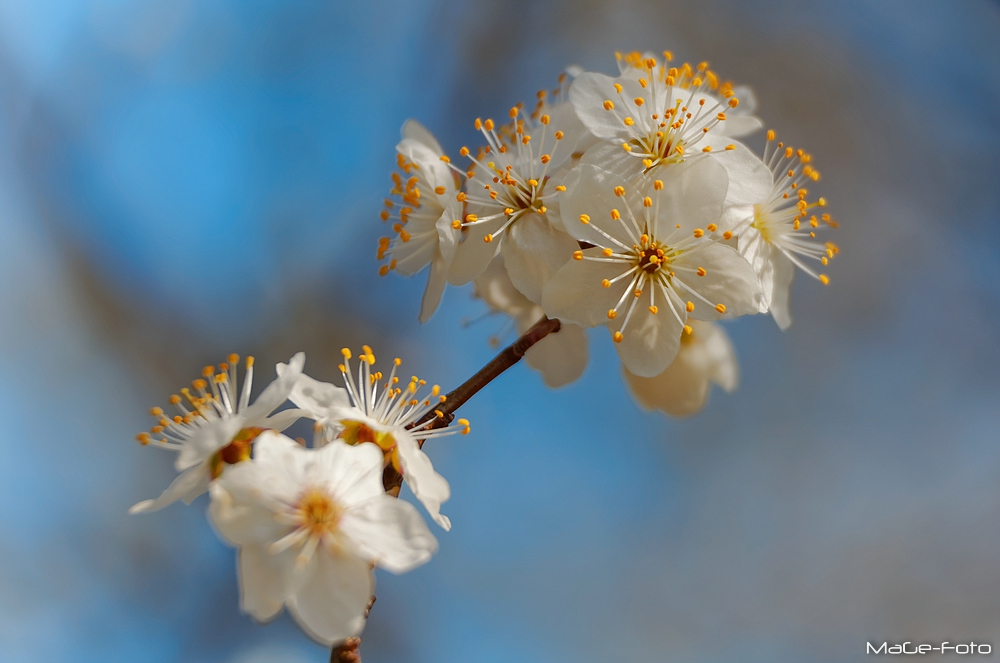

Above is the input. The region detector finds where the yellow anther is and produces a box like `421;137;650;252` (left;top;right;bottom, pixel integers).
707;224;718;233
465;213;478;222
818;197;827;207
715;303;727;314
696;267;706;276
624;117;634;126
474;118;482;130
663;50;673;61
601;279;611;288
728;98;739;108
653;180;663;190
573;250;583;260
725;144;736;151
540;154;551;164
484;119;494;131
602;248;613;257
603;100;615;111
614;83;623;93
638;78;648;88
642;158;653;168
643;196;652;207
483;234;494;243
528;179;538;187
378;265;390;276
702;146;713;153
554;131;564;140
341;348;352;360
149;406;164;417
579;214;590;224
767;129;776;140
540;114;550;125
607;309;617;320
622;143;632;152
509;106;518;118
639;233;649;244
648;305;658;314
614;186;625;197
722;231;734;240
693;228;704;238
228;353;239;364
613;331;624;343
451;220;461;229
610;209;621;220
555;185;566;192
819;274;830;285
504;207;514;215
202;365;214;377
634;97;644;106
686;301;695;313
439;155;450;163
716;112;726;121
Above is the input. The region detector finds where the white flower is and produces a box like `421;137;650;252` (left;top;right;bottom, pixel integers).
280;347;469;531
129;353;305;514
614;51;763;137
542;159;762;377
473;255;588;388
719;130;839;329
622;320;738;417
209;431;437;645
569;54;772;206
447;78;593;303
378;120;464;322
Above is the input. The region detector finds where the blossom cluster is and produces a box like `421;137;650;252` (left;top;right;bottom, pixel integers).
131;350;466;644
381;51;838;415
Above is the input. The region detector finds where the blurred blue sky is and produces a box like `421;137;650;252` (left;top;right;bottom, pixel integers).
0;1;999;662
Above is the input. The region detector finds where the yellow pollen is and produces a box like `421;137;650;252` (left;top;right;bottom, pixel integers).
484;119;494;131
696;267;706;276
601;279;611;288
483;234;493;243
683;325;693;335
614;83;623;93
634;97;644;106
540;114;550;125
702;146;712;153
686;301;695;312
614;186;625;197
648;305;658;314
613;331;624;343
643;196;652;207
766;129;776;140
607;309;617;320
707;223;717;232
555;185;566;192
554;131;564;140
451;220;461;229
579;214;590;224
439;155;450;163
723;231;733;240
610;209;621;220
715;303;727;314
603;100;615;111
653;180;663;190
693;228;704;238
573;250;583;260
819;274;830;285
725;144;736;151
602;247;614;257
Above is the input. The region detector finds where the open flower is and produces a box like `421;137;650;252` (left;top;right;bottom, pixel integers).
542;160;762;377
378;120;464;322
209;432;437;646
569;55;771;206
622;320;738;416
129;353;305;514
447;78;591;303
719;130;839;329
473;255;588;388
280;347;468;530
614;51;763;137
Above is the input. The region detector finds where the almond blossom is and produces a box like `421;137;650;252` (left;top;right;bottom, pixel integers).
719;130;839;329
447;77;594;304
378;120;464;322
473;255;588;388
129;353;304;514
280;347;468;530
542;159;762;377
622;320;738;416
209;431;437;645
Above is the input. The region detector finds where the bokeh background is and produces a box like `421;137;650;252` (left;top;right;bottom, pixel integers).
1;1;999;661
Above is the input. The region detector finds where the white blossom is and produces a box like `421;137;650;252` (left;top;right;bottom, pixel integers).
542;159;762;377
279;347;468;530
569;55;772;207
623;320;738;416
473;255;588;388
447;77;594;304
378;120;464;322
719;130;839;329
129;353;304;514
209;432;437;645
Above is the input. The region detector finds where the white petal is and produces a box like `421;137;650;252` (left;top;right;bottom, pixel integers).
649;156;728;237
245;352;305;422
768;251;796;330
541;254;633;328
674;242;763;320
473;255;536;321
720;203;754;234
128;465;209;514
340;493;438;572
286;551;373;646
559;164;644;247
501;212;578;304
580;141;646;182
569;72;628;141
524;321;588;388
718;114;764;138
286;373;351;419
208;479;290;547
311;440;387;508
614;290;685;377
446;214;503;285
237;543;302;622
401;118;443;154
395;432;452;530
702;322;739;392
175;416;243;471
702;137;772;206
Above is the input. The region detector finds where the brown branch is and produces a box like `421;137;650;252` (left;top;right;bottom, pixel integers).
340;317;562;662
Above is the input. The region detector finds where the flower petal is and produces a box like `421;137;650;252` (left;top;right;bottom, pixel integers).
701;137;772;206
501;212;578;304
340;493;438;572
673;242;763;320
649;156;728;237
394;431;452;530
768;250;796;330
245;353;305;422
311;440;386;508
542;253;634;328
524;321;588;388
286;551;373;646
128;465;209;514
559;164;644;247
237;543;302;623
286;373;351;420
613;289;685;377
446;213;503;286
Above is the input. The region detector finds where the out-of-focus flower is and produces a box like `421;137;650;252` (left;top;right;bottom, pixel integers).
378;120;464;322
129;353;305;514
209;432;437;646
473;256;588;388
614;51;763;137
280;347;468;530
447;77;592;303
542;160;761;377
569;56;771;207
719;130;839;329
622;320;737;416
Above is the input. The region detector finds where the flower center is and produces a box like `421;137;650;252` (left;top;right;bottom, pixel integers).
337;419;403;473
751;204;774;243
209;426;265;479
296;488;342;538
637;244;668;274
